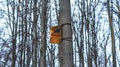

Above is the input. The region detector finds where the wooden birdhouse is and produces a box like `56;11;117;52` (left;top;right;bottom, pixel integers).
50;26;61;44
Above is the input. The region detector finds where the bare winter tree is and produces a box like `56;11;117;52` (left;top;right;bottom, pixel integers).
1;0;120;67
107;0;116;67
59;0;73;67
40;0;48;67
32;0;39;67
7;0;17;67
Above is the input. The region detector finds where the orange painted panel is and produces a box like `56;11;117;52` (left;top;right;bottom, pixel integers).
50;26;61;44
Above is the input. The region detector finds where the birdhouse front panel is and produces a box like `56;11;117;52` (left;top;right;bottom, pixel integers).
50;26;61;44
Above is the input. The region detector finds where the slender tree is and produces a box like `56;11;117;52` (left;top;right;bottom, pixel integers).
40;0;48;67
8;0;17;66
32;0;38;67
107;0;116;67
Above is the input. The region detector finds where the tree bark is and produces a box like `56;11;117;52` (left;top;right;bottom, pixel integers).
32;0;38;67
40;0;47;67
11;0;17;66
59;0;73;67
107;0;116;67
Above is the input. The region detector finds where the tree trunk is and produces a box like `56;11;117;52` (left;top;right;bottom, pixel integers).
107;0;116;67
59;0;73;67
40;0;47;67
11;0;17;66
32;0;38;67
92;8;98;67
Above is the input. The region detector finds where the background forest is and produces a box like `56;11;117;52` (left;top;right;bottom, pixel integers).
0;0;120;67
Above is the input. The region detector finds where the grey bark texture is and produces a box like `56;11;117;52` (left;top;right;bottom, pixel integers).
59;0;73;67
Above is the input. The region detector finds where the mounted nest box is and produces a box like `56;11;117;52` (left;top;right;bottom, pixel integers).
50;26;61;44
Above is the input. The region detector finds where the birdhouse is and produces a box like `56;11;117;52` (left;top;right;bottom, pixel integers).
50;26;61;44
